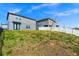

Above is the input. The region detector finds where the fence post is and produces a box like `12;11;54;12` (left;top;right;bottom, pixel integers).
0;27;3;56
72;28;73;35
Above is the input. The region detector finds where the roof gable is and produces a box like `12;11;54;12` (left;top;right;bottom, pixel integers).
7;12;36;21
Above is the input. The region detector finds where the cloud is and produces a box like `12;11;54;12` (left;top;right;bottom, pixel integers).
56;12;70;16
9;8;22;13
56;8;79;16
44;8;79;16
27;3;59;13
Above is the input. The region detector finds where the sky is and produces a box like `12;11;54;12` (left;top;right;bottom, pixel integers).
0;3;79;28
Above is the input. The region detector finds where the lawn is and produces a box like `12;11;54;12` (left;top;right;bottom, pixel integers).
2;30;79;56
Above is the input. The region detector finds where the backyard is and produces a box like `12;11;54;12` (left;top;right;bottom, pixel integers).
0;30;79;56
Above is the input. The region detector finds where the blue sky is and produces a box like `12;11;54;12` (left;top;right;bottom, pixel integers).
0;3;79;28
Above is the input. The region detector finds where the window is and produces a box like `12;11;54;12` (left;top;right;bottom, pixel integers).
19;18;21;20
16;17;21;20
13;23;17;30
26;25;30;29
13;22;21;30
44;25;48;27
56;25;59;27
44;25;52;27
16;17;18;20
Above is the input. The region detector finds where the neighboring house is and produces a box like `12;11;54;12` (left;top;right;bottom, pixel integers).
7;12;57;30
1;24;8;29
36;18;56;29
0;23;7;29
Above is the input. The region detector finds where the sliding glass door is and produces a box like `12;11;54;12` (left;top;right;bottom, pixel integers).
13;22;21;30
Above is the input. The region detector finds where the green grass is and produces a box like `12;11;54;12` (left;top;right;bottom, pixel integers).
2;30;79;56
0;30;3;56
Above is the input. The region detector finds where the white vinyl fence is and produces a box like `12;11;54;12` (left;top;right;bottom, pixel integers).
39;27;79;36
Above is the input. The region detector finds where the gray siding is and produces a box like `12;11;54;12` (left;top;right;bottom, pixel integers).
8;14;36;30
37;19;56;27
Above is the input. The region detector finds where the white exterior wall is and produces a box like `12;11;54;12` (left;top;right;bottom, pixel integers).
8;14;36;30
37;20;48;27
37;19;56;27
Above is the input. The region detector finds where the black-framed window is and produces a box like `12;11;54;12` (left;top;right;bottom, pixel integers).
26;25;30;29
44;25;48;27
56;25;59;27
16;17;21;20
13;22;21;30
44;25;52;27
